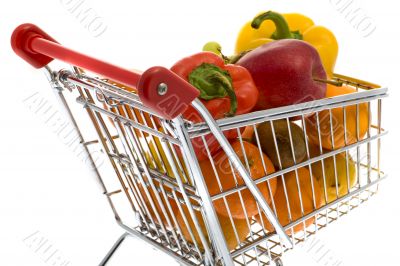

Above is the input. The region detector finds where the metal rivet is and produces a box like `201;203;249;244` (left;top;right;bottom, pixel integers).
157;83;168;95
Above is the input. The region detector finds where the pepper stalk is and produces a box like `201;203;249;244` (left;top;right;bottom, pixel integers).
251;11;303;40
189;63;238;116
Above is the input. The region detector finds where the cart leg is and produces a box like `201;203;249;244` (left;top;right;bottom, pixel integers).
273;257;284;266
99;232;130;266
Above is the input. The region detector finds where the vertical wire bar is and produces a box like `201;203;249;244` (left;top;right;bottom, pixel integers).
252;124;278;217
200;136;239;233
127;107;160;171
114;121;164;237
123;170;152;231
49;86;107;193
47;68;146;236
252;122;279;262
377;99;382;179
254;204;274;262
51;68;388;265
301;114;318;235
76;86;141;223
236;128;260;230
225;144;252;223
252;124;279;262
167;138;191;185
204;138;242;242
269;120;296;240
201;136;244;252
367;101;372;183
148;115;172;174
236;129;263;264
159;183;184;251
168;188;192;253
285;117;307;238
100;102;153;230
93;112;147;220
134;108;169;174
172;116;235;266
314;112;329;224
328;109;340;218
343;106;352;214
191;100;292;249
109;110;159;231
160;122;192;186
152;159;184;250
122;106;184;248
356;103;362;206
201;133;250;266
116;120;166;234
148;175;182;247
172;189;204;257
160;135;214;264
124;124;174;244
112;106;157;228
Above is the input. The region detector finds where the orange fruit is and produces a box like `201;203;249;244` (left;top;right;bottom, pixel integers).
255;167;324;234
305;84;369;150
201;141;277;219
241;125;255;140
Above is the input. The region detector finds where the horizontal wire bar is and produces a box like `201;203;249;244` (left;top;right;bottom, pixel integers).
60;70;388;265
79;74;141;100
76;97;180;145
105;189;122;197
106;152;199;199
66;75;160;116
83;134;120;146
211;131;387;201
189;89;388;138
230;174;386;258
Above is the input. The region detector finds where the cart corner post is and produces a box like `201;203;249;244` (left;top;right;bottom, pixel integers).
171;115;235;266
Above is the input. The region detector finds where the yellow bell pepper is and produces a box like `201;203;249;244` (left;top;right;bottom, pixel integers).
235;11;338;77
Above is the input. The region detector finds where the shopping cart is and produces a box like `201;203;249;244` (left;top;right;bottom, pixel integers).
11;24;387;266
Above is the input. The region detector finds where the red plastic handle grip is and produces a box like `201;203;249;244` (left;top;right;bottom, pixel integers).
11;23;199;119
11;23;58;68
11;23;141;88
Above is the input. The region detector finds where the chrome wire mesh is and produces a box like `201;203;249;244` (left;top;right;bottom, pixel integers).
49;67;387;266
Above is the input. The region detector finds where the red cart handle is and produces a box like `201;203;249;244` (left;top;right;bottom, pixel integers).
11;23;199;119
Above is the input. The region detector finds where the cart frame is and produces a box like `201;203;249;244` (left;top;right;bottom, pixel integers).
12;23;387;266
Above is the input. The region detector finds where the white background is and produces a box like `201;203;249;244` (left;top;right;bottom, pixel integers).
0;0;398;265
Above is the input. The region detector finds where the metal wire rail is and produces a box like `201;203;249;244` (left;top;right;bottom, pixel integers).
12;24;387;266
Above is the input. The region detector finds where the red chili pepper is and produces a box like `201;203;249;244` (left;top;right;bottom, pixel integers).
171;52;259;161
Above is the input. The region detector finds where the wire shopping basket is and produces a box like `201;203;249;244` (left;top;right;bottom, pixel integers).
11;24;388;266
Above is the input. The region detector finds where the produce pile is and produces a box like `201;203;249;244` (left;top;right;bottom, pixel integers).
108;10;368;251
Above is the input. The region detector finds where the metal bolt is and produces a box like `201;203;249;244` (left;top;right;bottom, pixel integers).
157;83;168;95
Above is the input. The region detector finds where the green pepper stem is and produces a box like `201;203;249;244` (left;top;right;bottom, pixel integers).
189;63;237;116
251;11;302;40
228;50;252;64
212;74;238;116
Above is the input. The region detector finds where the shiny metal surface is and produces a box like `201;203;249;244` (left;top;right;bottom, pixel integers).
39;67;387;266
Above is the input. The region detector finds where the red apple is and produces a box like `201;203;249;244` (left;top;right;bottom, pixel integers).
237;39;327;111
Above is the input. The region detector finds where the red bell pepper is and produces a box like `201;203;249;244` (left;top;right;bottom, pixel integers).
171;52;259;161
